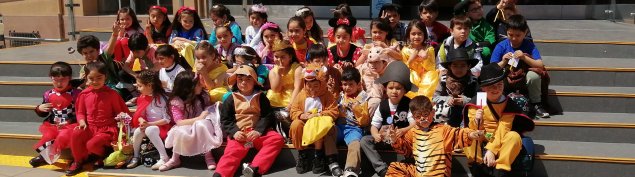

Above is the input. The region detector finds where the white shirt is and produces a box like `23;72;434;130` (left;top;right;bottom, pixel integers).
304;96;323;114
371;100;415;129
245;25;258;45
159;63;186;93
145;96;170;123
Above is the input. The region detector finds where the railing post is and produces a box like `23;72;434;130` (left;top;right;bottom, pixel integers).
65;0;80;40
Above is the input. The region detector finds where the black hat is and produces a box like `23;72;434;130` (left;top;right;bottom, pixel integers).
512;114;535;132
440;48;480;69
478;63;506;87
453;0;471;16
375;61;418;92
328;16;357;28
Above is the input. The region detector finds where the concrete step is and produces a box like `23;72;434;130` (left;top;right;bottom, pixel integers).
548;86;635;113
535;40;635;59
0;76;51;98
0;97;42;122
0;61;81;77
529;112;635;143
544;56;635;87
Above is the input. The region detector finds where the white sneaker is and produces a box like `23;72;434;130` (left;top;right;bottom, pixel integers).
151;159;167;170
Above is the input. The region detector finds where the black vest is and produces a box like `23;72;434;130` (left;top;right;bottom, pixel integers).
379;97;411;128
329;44;358;64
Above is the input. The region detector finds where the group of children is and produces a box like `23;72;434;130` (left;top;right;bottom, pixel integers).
29;0;545;177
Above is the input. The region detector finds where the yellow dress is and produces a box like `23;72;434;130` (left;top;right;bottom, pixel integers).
401;46;440;99
266;63;300;108
177;42;196;68
203;64;229;103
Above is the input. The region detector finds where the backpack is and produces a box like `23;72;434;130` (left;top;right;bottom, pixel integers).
507;92;530;115
139;137;159;167
511;136;535;177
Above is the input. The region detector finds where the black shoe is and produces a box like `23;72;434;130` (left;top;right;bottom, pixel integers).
295;150;312;174
242;163;262;177
534;103;550;118
327;155;343;176
212;172;222;177
65;161;82;176
29;155;47;168
312;153;326;174
495;169;511;177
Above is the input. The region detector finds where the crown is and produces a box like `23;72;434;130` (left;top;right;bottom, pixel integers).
271;39;292;52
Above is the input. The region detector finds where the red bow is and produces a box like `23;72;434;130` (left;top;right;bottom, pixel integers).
337;18;350;26
177;6;196;15
150;5;168;14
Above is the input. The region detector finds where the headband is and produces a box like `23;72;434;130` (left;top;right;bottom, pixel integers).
295;7;311;17
337;18;350;26
260;22;279;31
150;6;168;14
177;6;196;16
233;47;257;57
251;4;267;13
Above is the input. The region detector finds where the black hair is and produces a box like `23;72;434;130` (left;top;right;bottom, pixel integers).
379;4;401;18
84;61;109;77
77;35;100;53
195;40;220;60
333;3;353;19
172;8;208;37
307;44;328;62
273;40;299;65
370;18;394;41
117;7;143;31
505;14;529;32
148;6;172;38
137;70;170;118
155;45;193;70
295;7;324;43
49;61;73;77
419;0;439;13
341;67;361;83
334;24;353;37
450;15;472;29
170;71;205;118
287;16;307;34
409;95;433;115
128;33;149;51
215;25;233;35
405;20;429;46
259;24;283;47
211;4;236;22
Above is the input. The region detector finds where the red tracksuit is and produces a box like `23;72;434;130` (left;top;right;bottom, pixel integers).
34;87;81;152
70;86;130;162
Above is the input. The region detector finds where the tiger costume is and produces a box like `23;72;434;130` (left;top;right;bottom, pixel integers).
386;123;475;177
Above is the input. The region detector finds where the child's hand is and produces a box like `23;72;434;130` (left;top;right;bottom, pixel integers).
195;62;207;73
395;127;407;139
469;130;485;140
416;49;428;60
447;98;456;107
38;103;52;112
475;109;484;126
372;133;383;143
514;50;525;60
453;98;464;106
234;131;247;141
76;119;87;130
112;22;123;37
145;20;151;31
503;52;514;61
483;150;497;167
139;118;148;129
246;131;261;142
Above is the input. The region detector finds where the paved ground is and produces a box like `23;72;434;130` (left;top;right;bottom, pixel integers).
0;165;64;177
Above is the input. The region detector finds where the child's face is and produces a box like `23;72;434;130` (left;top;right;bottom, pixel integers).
180;14;194;30
334;28;351;46
310;57;327;67
195;50;218;67
263;29;280;47
419;9;438;24
369;60;387;74
451;24;470;44
468;2;484;20
450;61;469;78
86;70;106;89
237;74;256;94
211;14;225;26
135;81;153;96
156;54;175;68
507;28;527;47
216;28;232;46
408;26;426;46
341;80;360;97
51;75;71;90
80;47;100;63
249;14;265;28
287;21;306;42
273;50;292;69
371;27;388;42
413;110;434;128
384;10;401;27
482;81;504;100
386;81;405;104
303;16;314;31
149;9;165;28
305;79;321;96
131;49;146;59
118;13;133;29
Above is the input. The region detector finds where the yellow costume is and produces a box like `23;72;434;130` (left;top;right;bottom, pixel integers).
401;46;439;99
203;64;229;103
266;63;300;108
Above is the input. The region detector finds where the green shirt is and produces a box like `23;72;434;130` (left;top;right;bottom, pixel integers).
469;18;496;61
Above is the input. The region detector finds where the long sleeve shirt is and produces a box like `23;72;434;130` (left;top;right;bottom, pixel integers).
76;86;130;127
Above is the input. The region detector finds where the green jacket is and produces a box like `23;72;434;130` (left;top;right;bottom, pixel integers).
469;18;496;62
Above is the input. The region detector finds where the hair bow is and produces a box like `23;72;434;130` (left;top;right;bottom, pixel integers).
251;4;267;13
177;6;196;15
337;18;350;26
150;5;168;14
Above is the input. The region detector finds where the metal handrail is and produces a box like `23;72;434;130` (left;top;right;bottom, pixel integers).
4;36;67;42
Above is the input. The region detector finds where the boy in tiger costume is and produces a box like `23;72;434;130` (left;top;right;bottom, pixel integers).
385;95;484;177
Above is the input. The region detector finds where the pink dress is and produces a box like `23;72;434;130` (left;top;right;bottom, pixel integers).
164;97;223;156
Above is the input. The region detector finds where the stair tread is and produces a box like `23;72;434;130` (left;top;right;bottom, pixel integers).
544;56;635;68
541;112;635;124
550;85;635;94
0;76;51;83
0;97;42;105
0;42;79;62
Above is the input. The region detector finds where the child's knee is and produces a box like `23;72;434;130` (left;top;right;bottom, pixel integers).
526;71;541;83
290;119;305;132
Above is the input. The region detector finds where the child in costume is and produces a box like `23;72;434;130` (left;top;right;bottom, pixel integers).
156;45;192;93
266;40;301;142
287;16;317;65
127;70;172;170
215;26;241;70
401;20;439;99
67;62;131;175
76;34;129;99
290;64;343;176
327;3;366;46
249;22;283;67
463;63;535;176
356;18;401;67
245;4;268;45
385;95;484;177
214;65;285;177
209;4;244;45
291;44;342;101
194;41;229;103
30;62;81;168
294;7;324;44
336;67;370;177
232;46;270;88
355;45;390;120
144;5;172;44
360;61;416;177
327;17;362;71
160;71;223;171
170;7;208;67
433;48;479;127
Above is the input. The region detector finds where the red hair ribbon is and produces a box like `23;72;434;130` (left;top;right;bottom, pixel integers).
177;6;196;16
337;18;350;26
150;5;168;14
